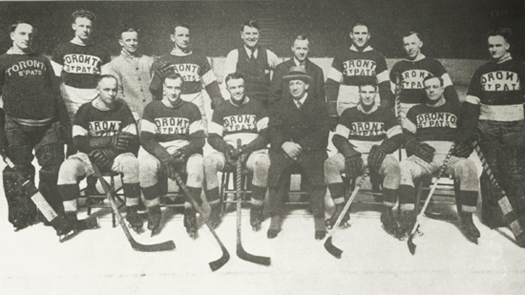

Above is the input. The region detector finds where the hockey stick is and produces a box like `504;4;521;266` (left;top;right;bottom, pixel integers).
92;163;176;252
472;140;525;244
170;172;230;271
325;168;370;259
407;144;455;255
235;140;271;265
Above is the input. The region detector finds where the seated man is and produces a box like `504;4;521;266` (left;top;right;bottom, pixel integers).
324;80;403;236
57;75;141;230
205;73;269;230
139;73;205;238
267;66;330;240
398;75;480;242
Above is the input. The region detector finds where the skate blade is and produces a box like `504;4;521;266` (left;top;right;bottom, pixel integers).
252;224;261;232
187;231;198;239
59;218;100;243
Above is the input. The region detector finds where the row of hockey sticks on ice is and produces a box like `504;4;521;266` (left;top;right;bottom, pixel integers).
92;163;176;252
324;167;370;259
236;139;271;265
471;140;525;245
170;171;230;271
1;154;99;241
407;143;455;255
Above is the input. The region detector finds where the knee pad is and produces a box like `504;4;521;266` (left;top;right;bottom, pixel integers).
7;145;34;168
35;142;65;168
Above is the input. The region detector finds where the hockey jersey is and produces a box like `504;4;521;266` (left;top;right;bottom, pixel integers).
334;105;402;154
72;99;137;154
465;57;525;122
208;97;268;150
390;57;454;104
0;52;60;124
52;41;111;89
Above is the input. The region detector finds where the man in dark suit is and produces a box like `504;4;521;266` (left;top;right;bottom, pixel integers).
270;34;325;103
267;66;330;240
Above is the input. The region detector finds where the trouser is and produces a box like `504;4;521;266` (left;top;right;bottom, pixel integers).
57;152;141;212
3;118;65;228
139;148;203;208
203;149;269;206
324;153;400;206
399;155;479;212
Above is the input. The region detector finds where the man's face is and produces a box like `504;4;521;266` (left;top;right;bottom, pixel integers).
226;78;245;103
98;78;118;107
292;39;309;62
424;77;444;103
11;23;34;51
72;17;92;41
171;26;190;50
289;79;309;99
350;25;370;48
164;77;183;106
119;31;139;54
359;85;377;108
403;34;423;59
488;35;509;60
241;26;259;49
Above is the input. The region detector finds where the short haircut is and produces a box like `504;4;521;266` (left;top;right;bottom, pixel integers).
294;34;309;44
97;74;118;86
225;72;245;85
241;20;259;31
488;27;512;44
10;20;33;33
403;31;422;41
173;22;190;34
119;27;139;39
71;9;96;23
358;79;377;90
423;75;443;86
350;20;369;32
163;72;183;84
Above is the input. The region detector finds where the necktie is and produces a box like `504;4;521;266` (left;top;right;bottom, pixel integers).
295;99;302;109
250;49;256;62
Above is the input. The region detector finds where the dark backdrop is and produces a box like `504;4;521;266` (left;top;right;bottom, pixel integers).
0;0;523;59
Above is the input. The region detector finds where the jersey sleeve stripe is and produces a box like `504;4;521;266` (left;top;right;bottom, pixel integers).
189;119;204;135
72;125;88;137
376;70;389;84
386;125;403;138
403;119;417;135
201;70;218;87
122;123;138;135
327;68;343;83
50;60;63;76
141;120;157;134
334;124;350;138
208;121;224;136
465;95;481;105
256;117;269;132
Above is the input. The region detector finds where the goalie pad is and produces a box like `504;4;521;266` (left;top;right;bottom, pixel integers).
3;166;37;230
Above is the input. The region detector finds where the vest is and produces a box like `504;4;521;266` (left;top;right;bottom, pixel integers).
236;46;271;104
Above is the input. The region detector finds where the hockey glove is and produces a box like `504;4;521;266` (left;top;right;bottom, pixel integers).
368;145;387;173
171;148;188;165
453;141;473;158
154;60;173;79
162;161;177;180
345;153;364;179
413;142;435;163
226;144;240;159
90;148;118;171
224;150;236;172
112;132;136;151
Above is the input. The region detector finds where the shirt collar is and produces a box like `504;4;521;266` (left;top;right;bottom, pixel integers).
426;96;446;108
293;57;307;67
495;52;512;64
121;49;141;58
230;96;250;107
357;103;378;114
293;93;308;106
350;44;373;52
244;45;258;58
404;53;426;62
161;97;183;109
171;47;192;56
71;37;93;46
6;47;32;55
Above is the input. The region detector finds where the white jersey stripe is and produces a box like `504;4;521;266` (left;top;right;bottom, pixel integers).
257;117;269;132
208;121;224;137
189;119;204;135
141;119;157;134
72;125;88;137
334;124;350;138
386;125;403;138
480;103;525;121
201;70;218;87
327;67;343;83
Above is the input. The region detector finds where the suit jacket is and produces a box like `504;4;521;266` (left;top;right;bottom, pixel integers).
267;94;330;187
269;58;325;103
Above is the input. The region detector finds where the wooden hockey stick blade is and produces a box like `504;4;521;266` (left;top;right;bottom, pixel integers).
324;237;343;259
92;164;175;252
407;234;416;255
172;172;230;271
237;244;271;265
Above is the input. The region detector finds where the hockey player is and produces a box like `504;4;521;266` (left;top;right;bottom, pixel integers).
102;27;154;119
0;21;72;231
325;21;394;129
270;34;325;103
56;75;141;229
51;9;111;123
324;80;403;236
390;31;459;121
150;22;223;131
224;20;280;105
140;73;205;237
464;29;525;242
398;75;480;242
267;66;330;240
204;72;269;230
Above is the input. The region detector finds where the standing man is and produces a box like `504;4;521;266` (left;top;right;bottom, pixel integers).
464;29;525;245
51;9;111;123
398;76;480;242
56;75;141;230
150;22;223;131
204;73;270;230
266;66;330;240
140;73;205;237
325;21;393;128
324;80;403;236
270;34;325;103
0;21;72;231
103;27;154;119
224;20;280;105
390;31;459;121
